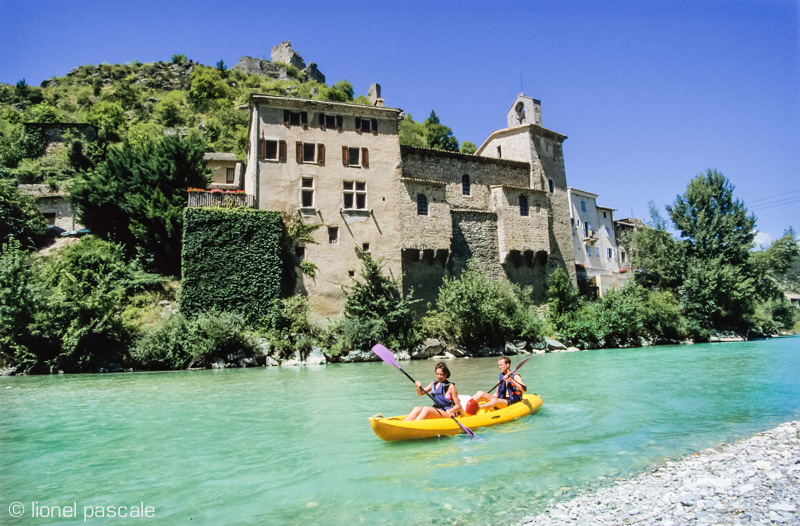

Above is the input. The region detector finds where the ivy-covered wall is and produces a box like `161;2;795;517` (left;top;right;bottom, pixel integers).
180;207;285;324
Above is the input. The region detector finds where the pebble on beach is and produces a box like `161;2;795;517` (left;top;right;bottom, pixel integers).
519;421;800;525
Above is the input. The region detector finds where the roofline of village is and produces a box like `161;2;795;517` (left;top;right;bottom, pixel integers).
248;93;403;118
400;145;531;168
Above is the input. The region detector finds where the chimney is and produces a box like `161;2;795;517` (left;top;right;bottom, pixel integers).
368;83;384;107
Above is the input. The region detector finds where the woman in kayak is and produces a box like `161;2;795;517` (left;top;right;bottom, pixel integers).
404;362;465;421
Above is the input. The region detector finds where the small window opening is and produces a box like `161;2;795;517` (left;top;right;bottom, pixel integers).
519;195;529;216
462;174;471;196
417;193;428;215
362;243;370;252
303;143;316;163
328;226;339;245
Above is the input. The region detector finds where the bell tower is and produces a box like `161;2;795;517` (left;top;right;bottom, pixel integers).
506;93;542;128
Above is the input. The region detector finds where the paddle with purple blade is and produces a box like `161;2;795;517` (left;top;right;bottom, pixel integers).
371;344;476;439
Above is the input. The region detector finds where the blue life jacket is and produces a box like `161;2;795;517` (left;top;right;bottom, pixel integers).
497;374;523;404
430;381;454;409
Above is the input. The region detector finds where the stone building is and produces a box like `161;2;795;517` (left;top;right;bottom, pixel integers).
18;184;82;233
567;188;625;297
204;152;244;190
243;92;576;316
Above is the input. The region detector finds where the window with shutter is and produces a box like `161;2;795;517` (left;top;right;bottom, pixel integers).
348;147;360;166
278;141;287;162
264;140;278;160
303;143;316;163
258;139;266;159
317;144;325;165
296;142;303;163
361;148;369;168
342;146;348;167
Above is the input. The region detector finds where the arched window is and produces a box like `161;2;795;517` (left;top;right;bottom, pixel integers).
548;178;555;193
462;174;471;196
417;193;428;216
519;195;529;216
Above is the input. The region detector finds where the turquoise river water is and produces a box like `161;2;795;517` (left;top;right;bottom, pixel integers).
2;337;799;525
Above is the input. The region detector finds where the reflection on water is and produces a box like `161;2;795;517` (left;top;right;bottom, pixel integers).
1;337;799;524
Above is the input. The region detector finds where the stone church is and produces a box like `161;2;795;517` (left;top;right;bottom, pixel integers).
243;91;576;316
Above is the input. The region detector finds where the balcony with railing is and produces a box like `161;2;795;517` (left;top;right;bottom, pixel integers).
187;188;255;208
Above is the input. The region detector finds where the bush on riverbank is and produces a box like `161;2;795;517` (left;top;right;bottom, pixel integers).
423;259;548;347
0;236;138;372
550;279;685;349
131;310;257;370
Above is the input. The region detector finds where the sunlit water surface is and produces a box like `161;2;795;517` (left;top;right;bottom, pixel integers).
2;337;799;525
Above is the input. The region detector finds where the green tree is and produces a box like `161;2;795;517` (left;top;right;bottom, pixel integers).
0;180;48;249
0;240;43;370
666;170;757;332
28;102;62;123
70;134;210;275
189;67;230;109
319;80;354;103
398;113;426;147
625;202;685;291
32;237;134;372
460;141;477;154
342;253;420;348
424;110;459;152
87;100;126;143
546;267;580;320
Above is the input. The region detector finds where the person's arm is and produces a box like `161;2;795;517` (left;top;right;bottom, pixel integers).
446;384;462;416
414;381;431;396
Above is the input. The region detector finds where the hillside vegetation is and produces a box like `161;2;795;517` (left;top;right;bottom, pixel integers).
0;53;469;188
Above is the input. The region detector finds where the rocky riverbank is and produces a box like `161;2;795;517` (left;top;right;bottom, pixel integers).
519;421;800;525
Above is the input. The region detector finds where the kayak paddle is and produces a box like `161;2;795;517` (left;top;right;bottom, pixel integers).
371;344;476;439
465;354;535;416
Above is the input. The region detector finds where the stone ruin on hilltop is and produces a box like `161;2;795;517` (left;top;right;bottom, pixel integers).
234;41;325;84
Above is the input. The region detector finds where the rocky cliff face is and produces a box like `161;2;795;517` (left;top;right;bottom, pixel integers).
62;61;197;91
234;41;325;84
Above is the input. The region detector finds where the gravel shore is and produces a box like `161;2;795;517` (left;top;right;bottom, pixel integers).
519;421;800;525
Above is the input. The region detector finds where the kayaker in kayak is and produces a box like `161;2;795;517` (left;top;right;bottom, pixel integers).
469;356;527;412
403;362;465;421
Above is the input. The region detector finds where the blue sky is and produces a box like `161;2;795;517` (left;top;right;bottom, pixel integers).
2;0;798;246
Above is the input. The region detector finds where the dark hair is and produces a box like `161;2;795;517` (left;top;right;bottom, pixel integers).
435;362;451;379
499;356;511;365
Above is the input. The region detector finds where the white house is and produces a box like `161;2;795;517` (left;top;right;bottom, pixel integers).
567;187;626;297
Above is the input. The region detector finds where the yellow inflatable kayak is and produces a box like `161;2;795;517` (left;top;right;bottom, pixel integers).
369;393;543;441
